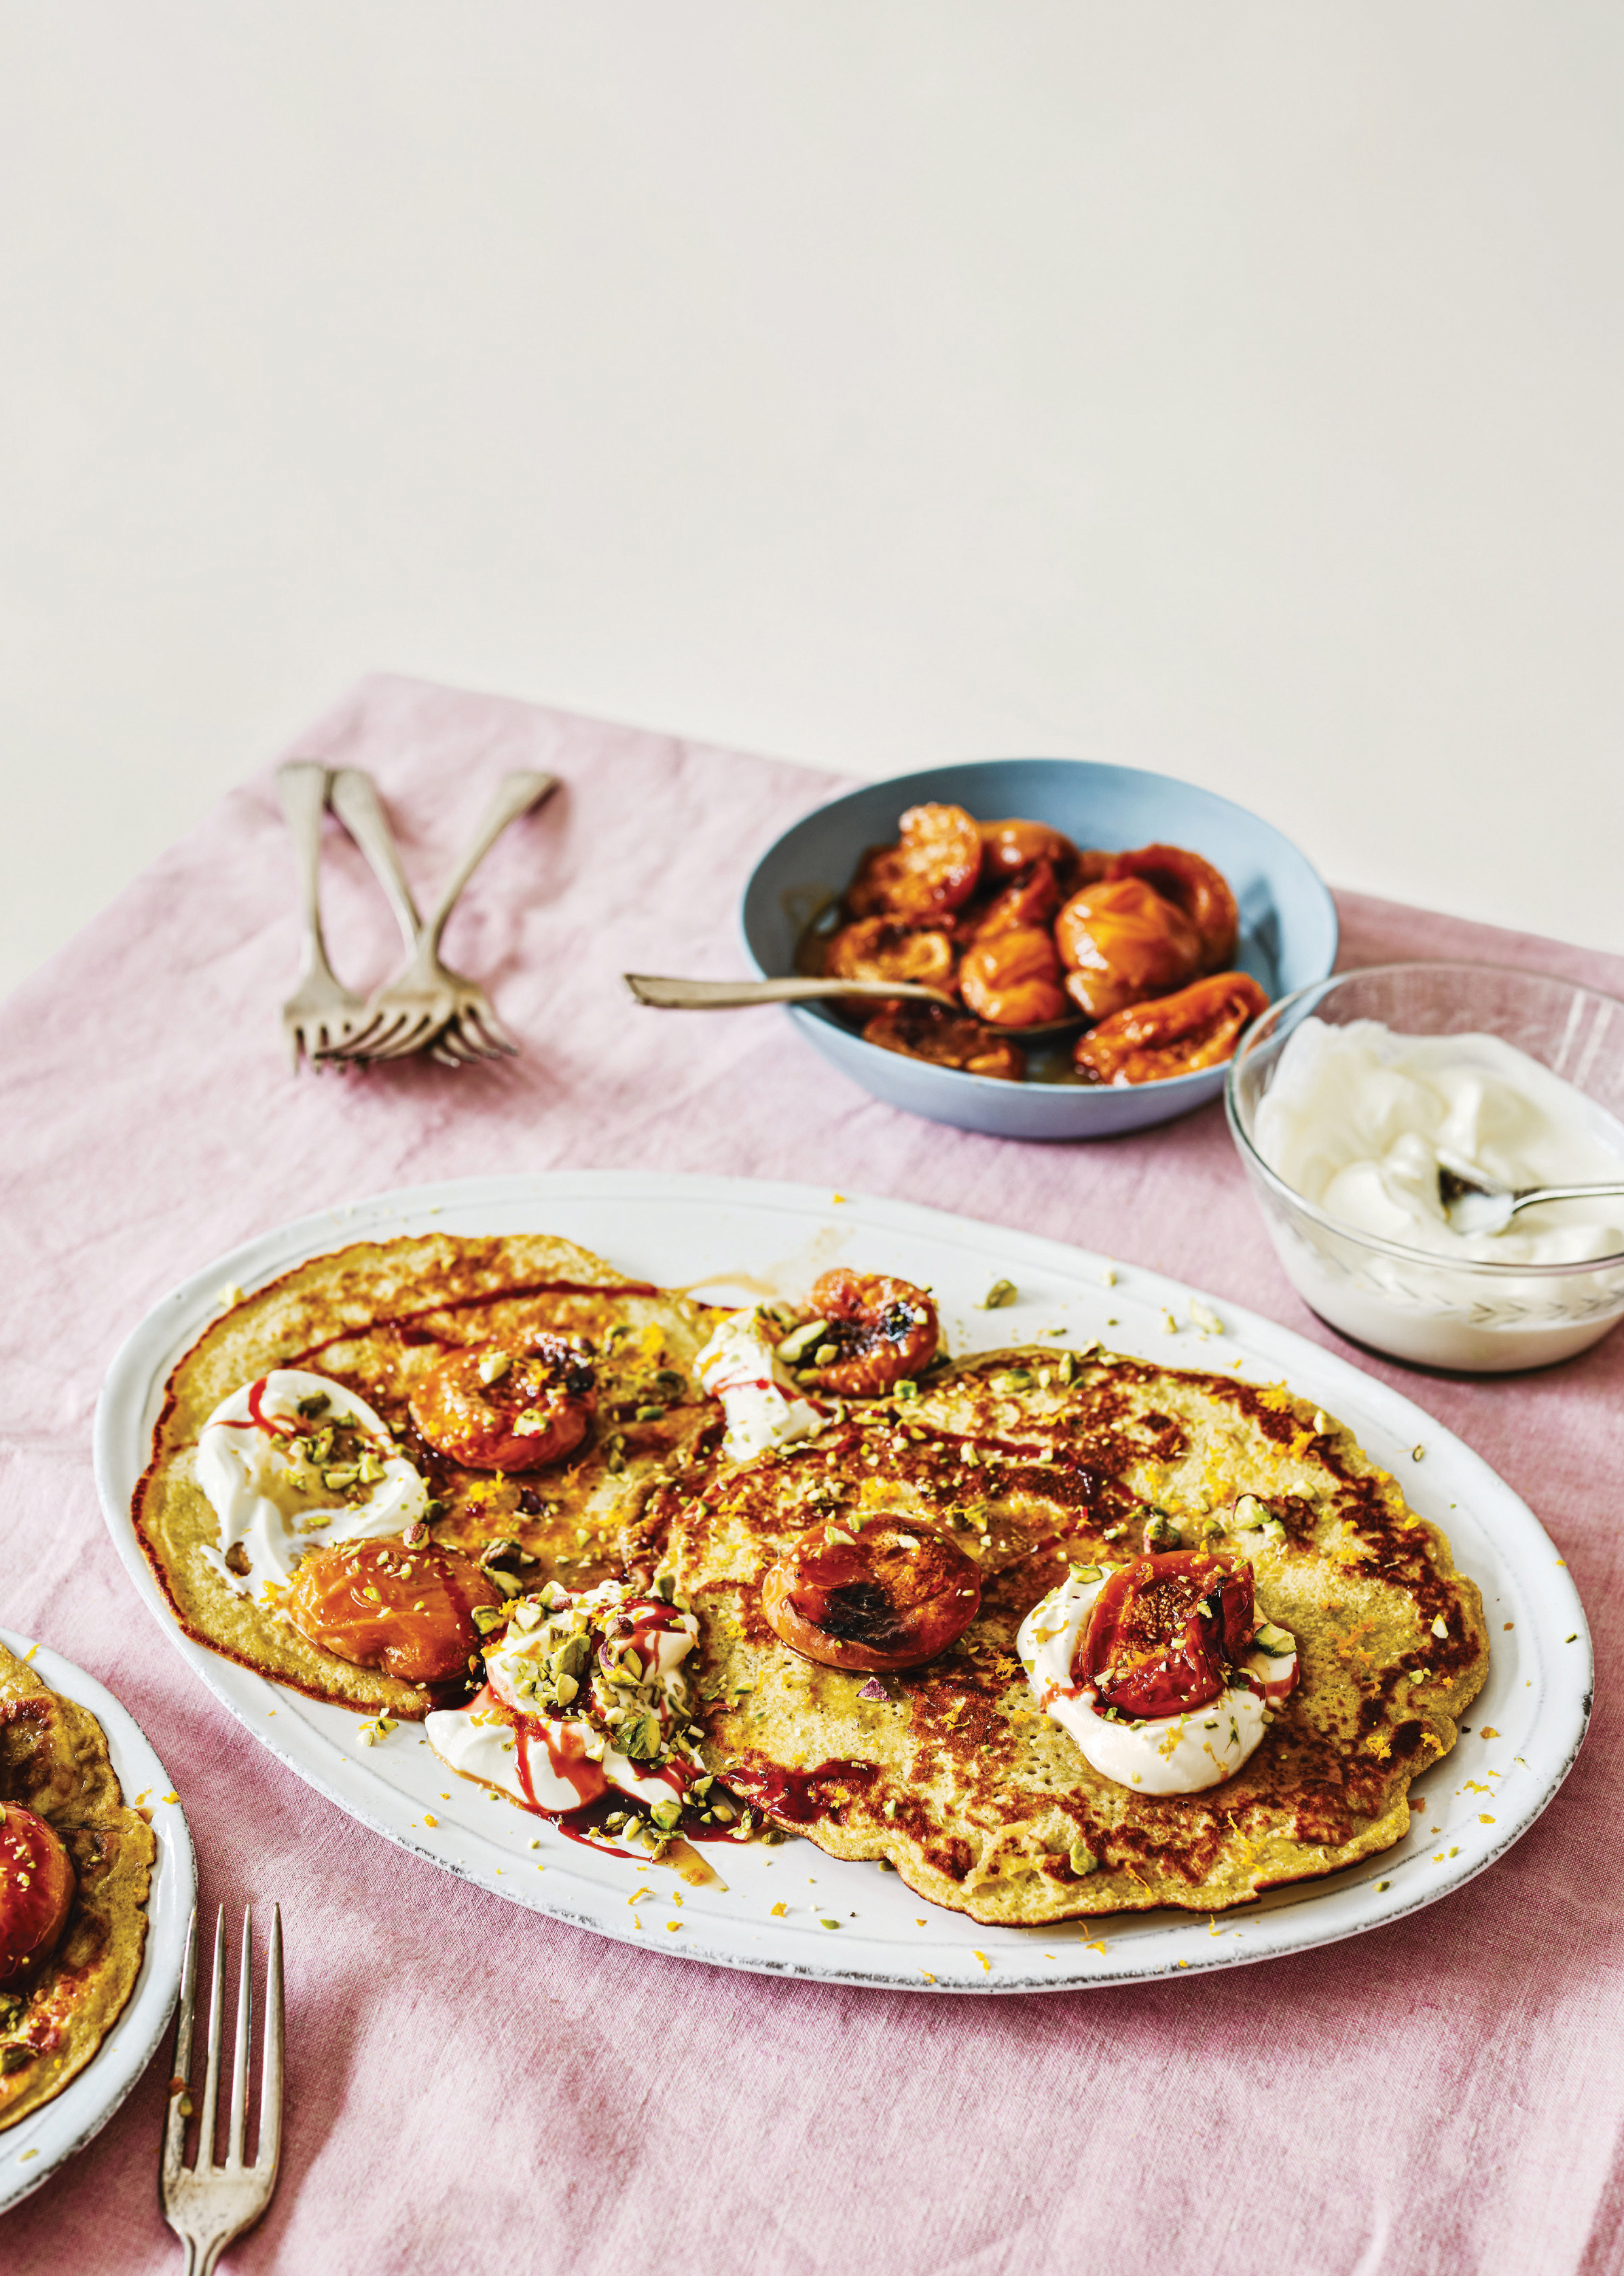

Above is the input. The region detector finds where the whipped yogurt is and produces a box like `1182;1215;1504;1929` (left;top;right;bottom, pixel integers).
1249;1019;1624;1368
694;1307;825;1461
196;1369;427;1602
427;1578;702;1815
1255;1019;1624;1265
1017;1568;1298;1795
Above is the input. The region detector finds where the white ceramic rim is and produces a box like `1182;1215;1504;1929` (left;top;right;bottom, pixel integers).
1;1632;196;2214
1225;960;1624;1276
93;1172;1589;1996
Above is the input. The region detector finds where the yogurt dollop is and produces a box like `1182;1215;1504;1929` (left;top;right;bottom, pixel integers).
196;1369;427;1603
1254;1019;1624;1265
427;1578;702;1814
1017;1568;1297;1795
694;1307;825;1461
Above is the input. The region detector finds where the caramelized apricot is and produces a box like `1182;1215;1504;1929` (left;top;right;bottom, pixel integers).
286;1537;504;1685
1054;876;1202;1022
824;917;956;1014
409;1337;596;1472
799;1268;939;1395
762;1518;981;1671
1080;1552;1255;1718
958;925;1068;1029
970;857;1063;941
861;1004;1025;1080
846;803;984;922
1105;844;1238;972
1074;970;1269;1086
977;818;1079;881
0;1804;75;1987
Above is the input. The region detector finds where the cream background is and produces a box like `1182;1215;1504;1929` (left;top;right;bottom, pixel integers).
2;3;1621;994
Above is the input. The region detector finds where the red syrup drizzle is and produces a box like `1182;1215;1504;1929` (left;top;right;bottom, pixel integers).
721;1758;879;1826
210;1376;304;1437
494;1699;690;1863
289;1278;659;1364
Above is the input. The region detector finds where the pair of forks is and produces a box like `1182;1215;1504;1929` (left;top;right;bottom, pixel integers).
276;760;558;1068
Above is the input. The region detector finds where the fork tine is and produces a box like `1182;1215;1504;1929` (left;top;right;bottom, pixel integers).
366;1012;437;1061
465;1005;518;1057
331;1009;408;1061
225;1905;253;2169
320;1010;389;1061
258;1905;285;2183
196;1907;228;2170
163;1906;200;2185
432;1023;482;1066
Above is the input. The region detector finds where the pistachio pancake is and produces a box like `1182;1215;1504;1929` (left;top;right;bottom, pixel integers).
1;1643;157;2128
643;1345;1489;1923
134;1232;723;1715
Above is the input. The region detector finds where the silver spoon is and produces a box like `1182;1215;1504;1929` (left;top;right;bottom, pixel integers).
1439;1165;1624;1236
621;972;1085;1043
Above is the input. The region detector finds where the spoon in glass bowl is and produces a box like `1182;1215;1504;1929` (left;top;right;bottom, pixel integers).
621;972;1085;1044
1438;1165;1624;1237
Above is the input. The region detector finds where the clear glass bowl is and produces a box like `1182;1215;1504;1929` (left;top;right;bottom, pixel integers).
1225;961;1624;1372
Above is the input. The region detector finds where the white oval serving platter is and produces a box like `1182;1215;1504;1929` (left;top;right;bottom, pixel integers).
93;1173;1589;1996
1;1632;196;2213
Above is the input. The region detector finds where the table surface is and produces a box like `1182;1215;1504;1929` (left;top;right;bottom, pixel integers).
4;674;1623;2275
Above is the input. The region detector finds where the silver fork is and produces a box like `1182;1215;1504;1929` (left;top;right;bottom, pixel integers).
275;761;367;1068
323;768;558;1063
162;1905;284;2276
327;767;508;1068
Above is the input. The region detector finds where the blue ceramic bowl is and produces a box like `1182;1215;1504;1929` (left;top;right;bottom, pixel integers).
740;758;1338;1140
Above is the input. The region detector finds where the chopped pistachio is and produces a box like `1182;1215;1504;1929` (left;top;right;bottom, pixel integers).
812;1343;840;1368
979;1279;1018;1310
776;1318;828;1366
477;1351;513;1385
1068;1838;1101;1875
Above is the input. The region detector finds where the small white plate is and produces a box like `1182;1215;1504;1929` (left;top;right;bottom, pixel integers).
93;1173;1589;1995
1;1632;196;2213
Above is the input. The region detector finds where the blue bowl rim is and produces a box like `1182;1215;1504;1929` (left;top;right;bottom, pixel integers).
740;755;1339;1101
1224;958;1624;1276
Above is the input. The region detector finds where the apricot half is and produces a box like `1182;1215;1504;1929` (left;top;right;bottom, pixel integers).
761;1518;981;1672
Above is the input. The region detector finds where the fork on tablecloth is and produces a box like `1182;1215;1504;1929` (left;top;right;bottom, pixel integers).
276;762;369;1066
161;1905;283;2276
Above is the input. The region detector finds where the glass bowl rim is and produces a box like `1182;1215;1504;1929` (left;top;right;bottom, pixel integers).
1223;958;1624;1279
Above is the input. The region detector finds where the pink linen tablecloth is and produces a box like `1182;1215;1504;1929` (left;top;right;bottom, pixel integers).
4;673;1622;2276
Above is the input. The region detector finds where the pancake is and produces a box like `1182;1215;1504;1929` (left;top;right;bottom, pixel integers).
134;1232;723;1716
1;1643;157;2128
644;1343;1490;1923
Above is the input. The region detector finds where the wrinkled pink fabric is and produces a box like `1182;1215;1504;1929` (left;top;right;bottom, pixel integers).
3;674;1622;2276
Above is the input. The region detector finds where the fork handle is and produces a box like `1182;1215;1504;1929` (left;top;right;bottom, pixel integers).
422;770;560;954
624;973;957;1010
274;762;332;969
329;768;422;954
